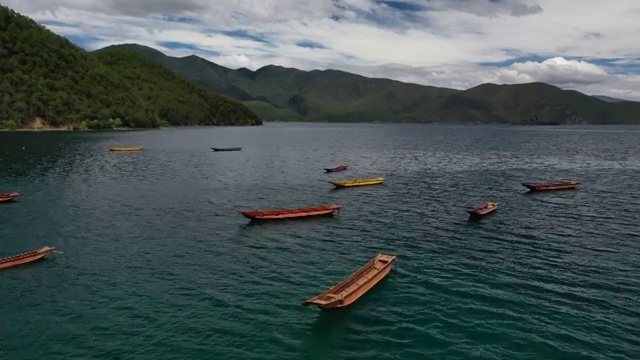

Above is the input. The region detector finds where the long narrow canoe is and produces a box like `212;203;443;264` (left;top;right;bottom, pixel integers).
330;177;385;188
324;164;348;173
467;201;498;219
0;192;20;204
522;181;579;192
211;147;242;152
239;204;341;220
0;246;56;271
303;254;396;310
109;147;144;152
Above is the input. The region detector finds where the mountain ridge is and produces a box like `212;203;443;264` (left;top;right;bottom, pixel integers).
102;44;640;125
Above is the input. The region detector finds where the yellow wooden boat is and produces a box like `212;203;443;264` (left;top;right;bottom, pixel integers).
109;147;144;152
330;177;385;188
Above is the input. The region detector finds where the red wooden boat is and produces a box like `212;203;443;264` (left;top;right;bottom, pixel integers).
239;204;342;220
522;181;579;192
0;246;56;271
324;164;348;173
0;192;20;203
467;201;498;219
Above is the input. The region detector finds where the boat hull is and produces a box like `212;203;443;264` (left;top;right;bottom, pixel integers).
0;192;20;203
467;202;498;219
324;165;348;173
109;147;143;152
0;196;18;203
0;192;20;198
211;147;242;152
0;247;55;270
330;177;385;188
328;260;393;309
522;182;579;192
239;205;341;220
303;254;396;310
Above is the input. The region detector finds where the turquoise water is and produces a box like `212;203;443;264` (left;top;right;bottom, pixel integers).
1;123;639;360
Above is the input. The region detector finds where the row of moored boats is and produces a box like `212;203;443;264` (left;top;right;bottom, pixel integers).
233;159;580;309
1;146;581;310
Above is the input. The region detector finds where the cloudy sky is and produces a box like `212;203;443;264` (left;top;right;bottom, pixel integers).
5;0;640;100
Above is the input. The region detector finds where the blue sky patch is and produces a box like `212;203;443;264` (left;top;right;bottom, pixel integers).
40;20;77;28
296;41;326;49
377;1;425;12
65;34;101;49
478;55;548;67
158;41;220;55
221;30;269;43
161;15;200;24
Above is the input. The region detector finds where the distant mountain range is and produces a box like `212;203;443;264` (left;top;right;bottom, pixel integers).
102;44;640;125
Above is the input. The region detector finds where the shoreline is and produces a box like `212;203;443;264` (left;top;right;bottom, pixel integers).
0;127;151;132
1;122;636;132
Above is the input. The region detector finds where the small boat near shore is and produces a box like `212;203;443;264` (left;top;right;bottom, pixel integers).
0;192;20;203
303;254;396;310
211;147;242;152
330;177;385;188
0;246;56;271
522;181;579;192
324;164;348;173
109;147;143;152
467;201;498;219
238;204;341;220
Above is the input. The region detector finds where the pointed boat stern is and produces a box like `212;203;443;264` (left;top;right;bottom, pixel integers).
302;294;344;309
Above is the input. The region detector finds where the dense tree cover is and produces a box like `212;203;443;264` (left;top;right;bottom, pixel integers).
116;44;640;124
0;5;261;129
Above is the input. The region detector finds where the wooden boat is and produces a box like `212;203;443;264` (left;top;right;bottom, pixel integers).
324;164;348;173
330;177;385;188
238;204;341;220
109;147;143;152
467;201;498;219
0;192;20;203
522;181;579;192
211;147;242;152
0;246;56;271
303;254;396;310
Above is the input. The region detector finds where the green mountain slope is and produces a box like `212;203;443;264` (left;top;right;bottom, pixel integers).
446;83;640;124
112;44;640;125
0;6;260;129
103;44;457;122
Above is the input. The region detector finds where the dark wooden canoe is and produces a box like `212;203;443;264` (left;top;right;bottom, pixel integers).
467;201;498;219
238;204;341;220
324;164;348;173
211;147;243;152
522;181;579;192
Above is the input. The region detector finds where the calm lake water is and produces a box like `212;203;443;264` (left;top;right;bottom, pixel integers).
1;123;639;360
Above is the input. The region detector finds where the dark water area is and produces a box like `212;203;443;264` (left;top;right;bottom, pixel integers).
1;123;639;360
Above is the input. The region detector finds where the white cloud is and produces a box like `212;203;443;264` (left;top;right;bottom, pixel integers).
496;57;610;85
3;0;640;101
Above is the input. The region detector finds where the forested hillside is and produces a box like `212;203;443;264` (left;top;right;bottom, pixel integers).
0;5;261;129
